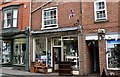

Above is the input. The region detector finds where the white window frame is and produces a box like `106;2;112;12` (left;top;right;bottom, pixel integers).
106;40;120;70
94;0;107;21
3;0;11;3
3;9;18;28
42;7;58;30
3;10;12;28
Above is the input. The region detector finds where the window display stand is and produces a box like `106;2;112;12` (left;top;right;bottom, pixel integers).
66;56;79;69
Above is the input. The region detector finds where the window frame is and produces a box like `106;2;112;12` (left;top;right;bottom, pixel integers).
106;40;120;70
94;0;107;21
2;0;12;3
42;7;58;30
2;6;19;29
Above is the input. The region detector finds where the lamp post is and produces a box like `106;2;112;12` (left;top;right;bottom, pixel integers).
25;27;29;71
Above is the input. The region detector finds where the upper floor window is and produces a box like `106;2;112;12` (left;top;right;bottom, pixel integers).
3;8;18;28
94;0;107;21
42;7;58;29
3;0;11;3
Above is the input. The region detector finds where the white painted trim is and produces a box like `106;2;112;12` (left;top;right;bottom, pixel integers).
51;39;53;67
72;70;79;75
42;7;58;30
94;0;107;21
85;35;98;40
33;39;35;62
46;38;48;66
105;34;119;40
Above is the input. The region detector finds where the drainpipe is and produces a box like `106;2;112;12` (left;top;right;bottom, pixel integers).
25;0;32;71
25;27;29;71
79;0;84;75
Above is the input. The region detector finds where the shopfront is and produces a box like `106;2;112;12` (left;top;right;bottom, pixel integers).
32;35;80;75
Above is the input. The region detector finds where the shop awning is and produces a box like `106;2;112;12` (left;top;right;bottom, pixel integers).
31;27;78;34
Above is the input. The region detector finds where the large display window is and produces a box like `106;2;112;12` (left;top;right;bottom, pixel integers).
106;39;120;70
62;36;79;69
35;38;52;67
14;39;26;65
2;41;11;64
34;36;79;69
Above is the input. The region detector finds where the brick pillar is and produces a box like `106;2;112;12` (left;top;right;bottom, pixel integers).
98;33;106;75
78;34;84;75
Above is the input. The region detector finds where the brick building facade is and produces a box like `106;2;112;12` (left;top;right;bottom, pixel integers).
31;1;82;75
82;1;120;76
30;0;120;76
0;0;30;70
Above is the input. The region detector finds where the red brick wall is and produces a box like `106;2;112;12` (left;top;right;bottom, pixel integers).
82;2;119;34
0;1;30;31
82;1;119;75
31;2;81;31
98;34;106;75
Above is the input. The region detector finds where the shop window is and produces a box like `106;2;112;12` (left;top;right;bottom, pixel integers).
14;39;26;65
53;37;61;46
94;0;107;21
35;38;52;67
35;38;47;66
107;40;120;69
47;38;51;67
2;41;11;64
42;7;58;29
63;37;79;69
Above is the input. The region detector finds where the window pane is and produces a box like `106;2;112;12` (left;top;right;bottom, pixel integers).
14;39;26;65
4;12;7;20
4;20;7;28
43;8;57;28
53;37;61;46
63;37;79;69
107;40;120;68
2;41;11;64
13;9;18;18
35;38;47;66
13;19;17;27
7;19;12;27
47;38;51;67
102;2;105;9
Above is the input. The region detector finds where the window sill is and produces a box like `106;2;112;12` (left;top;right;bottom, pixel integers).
107;68;120;70
94;19;109;23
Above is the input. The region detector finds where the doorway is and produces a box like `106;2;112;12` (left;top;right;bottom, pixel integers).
87;40;100;73
53;47;61;72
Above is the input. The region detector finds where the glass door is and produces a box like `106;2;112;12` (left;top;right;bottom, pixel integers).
53;47;61;72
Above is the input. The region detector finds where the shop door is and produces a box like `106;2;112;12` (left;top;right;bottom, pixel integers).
53;47;61;72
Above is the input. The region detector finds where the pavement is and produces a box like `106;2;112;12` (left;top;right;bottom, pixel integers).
0;67;79;77
0;67;100;77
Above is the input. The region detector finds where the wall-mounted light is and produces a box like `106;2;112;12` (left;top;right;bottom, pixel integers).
24;4;27;9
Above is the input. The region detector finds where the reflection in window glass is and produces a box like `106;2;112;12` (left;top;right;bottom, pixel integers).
14;39;26;65
35;38;47;65
47;38;51;67
53;37;61;46
63;37;79;69
2;41;11;64
107;40;120;69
